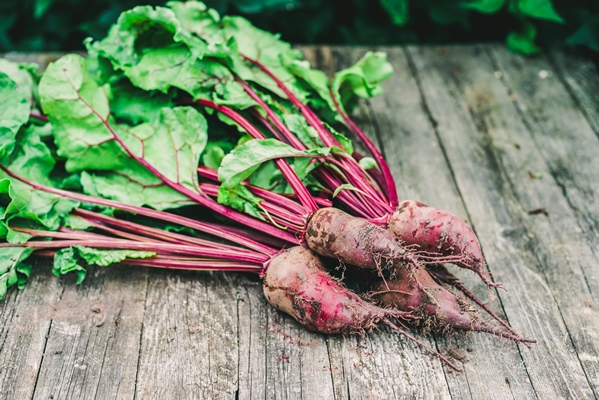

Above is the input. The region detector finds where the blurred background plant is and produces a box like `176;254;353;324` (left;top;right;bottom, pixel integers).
1;0;598;55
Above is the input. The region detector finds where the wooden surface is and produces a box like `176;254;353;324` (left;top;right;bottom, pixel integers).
1;45;598;399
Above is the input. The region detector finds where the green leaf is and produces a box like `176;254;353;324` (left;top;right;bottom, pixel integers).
217;184;265;220
220;16;308;101
285;51;393;121
87;5;209;71
0;73;30;161
332;183;366;198
515;0;564;23
0;125;79;234
53;247;88;284
76;246;155;266
282;113;322;149
80;171;193;211
0;58;39;109
53;246;156;284
461;0;505;14
62;214;94;231
202;145;227;170
358;157;377;170
16;263;32;290
380;0;409;25
108;80;176;125
333;51;394;110
39;54;207;210
328;123;354;154
566;14;599;52
507;21;541;55
0;247;34;300
218;138;329;187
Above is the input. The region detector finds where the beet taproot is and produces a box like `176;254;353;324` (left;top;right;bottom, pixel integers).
305;207;419;272
373;266;535;344
262;246;461;370
389;200;498;288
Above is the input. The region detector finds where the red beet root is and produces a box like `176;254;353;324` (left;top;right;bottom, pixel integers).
389;200;499;288
263;246;462;370
305;207;419;272
373;267;535;344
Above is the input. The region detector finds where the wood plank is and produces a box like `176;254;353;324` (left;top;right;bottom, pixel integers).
31;265;147;400
0;263;61;400
485;45;599;395
134;269;238;399
488;46;599;255
359;45;535;400
546;48;599;249
548;48;599;140
408;44;598;398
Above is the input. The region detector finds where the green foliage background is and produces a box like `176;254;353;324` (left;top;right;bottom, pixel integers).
1;0;599;54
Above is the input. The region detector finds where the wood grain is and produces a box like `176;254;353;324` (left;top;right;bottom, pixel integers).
2;46;599;398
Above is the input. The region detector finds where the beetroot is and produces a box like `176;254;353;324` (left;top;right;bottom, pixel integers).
305;207;419;272
389;200;498;288
263;246;396;334
373;266;535;343
263;246;461;370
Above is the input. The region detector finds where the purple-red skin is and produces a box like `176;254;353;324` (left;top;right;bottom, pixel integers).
305;207;417;271
388;200;497;288
374;267;535;343
375;267;475;332
263;246;396;334
263;246;464;370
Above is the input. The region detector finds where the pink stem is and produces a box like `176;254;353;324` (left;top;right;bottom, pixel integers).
0;239;269;263
331;90;398;207
33;250;263;273
196;99;318;214
1;166;279;254
29;112;49;122
73;208;244;251
199;183;305;229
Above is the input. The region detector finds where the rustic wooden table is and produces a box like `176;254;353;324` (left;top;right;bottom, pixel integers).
1;45;598;399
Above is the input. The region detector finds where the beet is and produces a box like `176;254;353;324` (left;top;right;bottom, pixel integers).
389;200;499;288
263;246;396;334
373;266;535;343
263;246;462;370
305;207;419;272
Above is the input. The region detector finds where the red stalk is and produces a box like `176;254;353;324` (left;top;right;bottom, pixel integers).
1;166;281;253
0;239;270;264
32;250;263;273
330;90;398;207
241;56;393;219
72;208;247;251
195;98;319;214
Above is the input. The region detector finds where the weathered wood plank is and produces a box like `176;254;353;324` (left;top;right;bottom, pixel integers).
408;44;598;398
548;48;599;140
236;273;337;400
134;269;238;399
485;45;599;395
488;46;599;256
0;263;61;400
546;48;599;250
361;45;535;400
31;266;147;400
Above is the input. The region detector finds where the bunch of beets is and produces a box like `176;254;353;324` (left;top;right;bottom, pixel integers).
0;1;534;371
